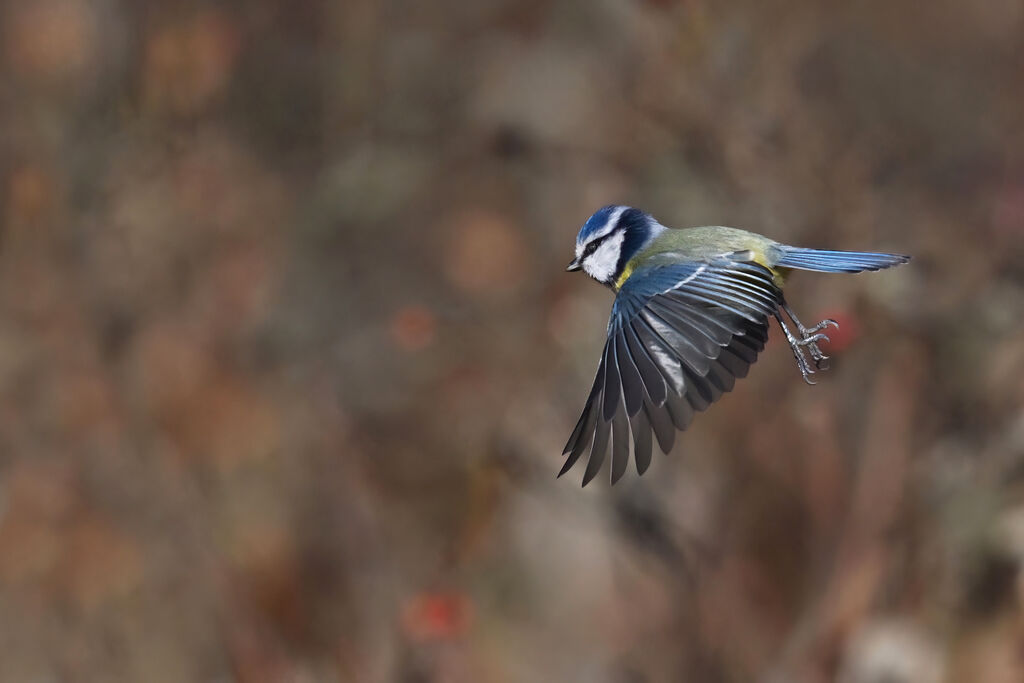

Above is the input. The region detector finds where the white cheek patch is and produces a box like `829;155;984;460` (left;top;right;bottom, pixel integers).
583;230;625;282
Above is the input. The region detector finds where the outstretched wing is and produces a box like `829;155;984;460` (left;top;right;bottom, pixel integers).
561;254;782;485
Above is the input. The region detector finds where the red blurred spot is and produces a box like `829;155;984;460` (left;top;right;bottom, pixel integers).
401;591;473;641
390;306;437;351
817;310;859;354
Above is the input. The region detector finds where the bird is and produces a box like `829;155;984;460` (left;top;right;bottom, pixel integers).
562;205;909;486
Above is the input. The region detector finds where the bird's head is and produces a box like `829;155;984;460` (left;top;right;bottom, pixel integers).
567;205;664;286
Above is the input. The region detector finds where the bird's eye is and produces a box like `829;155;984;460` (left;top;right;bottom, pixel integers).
582;234;609;258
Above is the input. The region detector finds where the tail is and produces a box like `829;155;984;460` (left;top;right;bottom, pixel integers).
775;246;910;273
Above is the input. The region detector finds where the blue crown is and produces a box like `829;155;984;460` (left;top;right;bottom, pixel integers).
577;205;651;244
576;205;620;243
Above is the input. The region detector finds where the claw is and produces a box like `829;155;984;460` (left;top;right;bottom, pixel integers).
798;354;817;384
803;318;839;334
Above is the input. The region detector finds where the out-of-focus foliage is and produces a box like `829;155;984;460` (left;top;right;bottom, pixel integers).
1;0;1023;681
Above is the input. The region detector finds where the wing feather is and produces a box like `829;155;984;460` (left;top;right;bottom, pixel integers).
601;338;622;422
716;346;751;378
641;309;712;375
645;300;722;357
706;361;735;393
623;323;667;405
559;356;604;476
671;302;746;344
697;277;777;314
681;365;714;410
645;393;676;453
629;410;653;475
664;391;695;431
610;405;630;484
668;290;762;322
633;318;686;395
582;412;610;486
687;281;773;317
614;329;646;417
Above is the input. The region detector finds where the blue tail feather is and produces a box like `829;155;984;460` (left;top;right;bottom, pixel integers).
775;247;910;273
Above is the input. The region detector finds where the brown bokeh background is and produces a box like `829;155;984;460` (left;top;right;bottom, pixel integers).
2;1;1023;681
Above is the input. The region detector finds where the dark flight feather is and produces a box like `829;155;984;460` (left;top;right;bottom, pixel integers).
561;257;782;485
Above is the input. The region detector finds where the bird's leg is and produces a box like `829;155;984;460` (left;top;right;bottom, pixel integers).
780;301;838;372
774;312;817;384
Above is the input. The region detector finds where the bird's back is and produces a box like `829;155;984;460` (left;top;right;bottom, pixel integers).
655;225;779;259
630;225;908;276
617;225;781;288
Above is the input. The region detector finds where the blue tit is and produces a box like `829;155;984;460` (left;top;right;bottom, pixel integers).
562;205;909;486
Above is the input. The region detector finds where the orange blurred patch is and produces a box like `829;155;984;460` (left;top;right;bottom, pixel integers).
144;9;241;114
401;591;473;642
0;463;77;586
390;306;437;351
204;244;280;332
7;165;55;225
131;320;280;466
58;513;143;611
190;376;281;468
54;369;119;440
0;462;142;610
3;0;98;81
132;320;214;416
443;209;527;297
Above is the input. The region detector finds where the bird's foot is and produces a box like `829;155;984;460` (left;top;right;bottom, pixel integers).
776;304;839;384
795;319;838;371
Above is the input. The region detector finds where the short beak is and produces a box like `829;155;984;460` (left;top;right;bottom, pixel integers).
566;258;582;272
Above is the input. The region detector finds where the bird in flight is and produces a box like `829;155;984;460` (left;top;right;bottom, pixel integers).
562;205;909;486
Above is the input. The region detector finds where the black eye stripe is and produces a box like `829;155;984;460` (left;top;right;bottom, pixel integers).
583;233;611;257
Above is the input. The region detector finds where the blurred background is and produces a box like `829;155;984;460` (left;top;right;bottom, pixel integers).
1;0;1023;681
